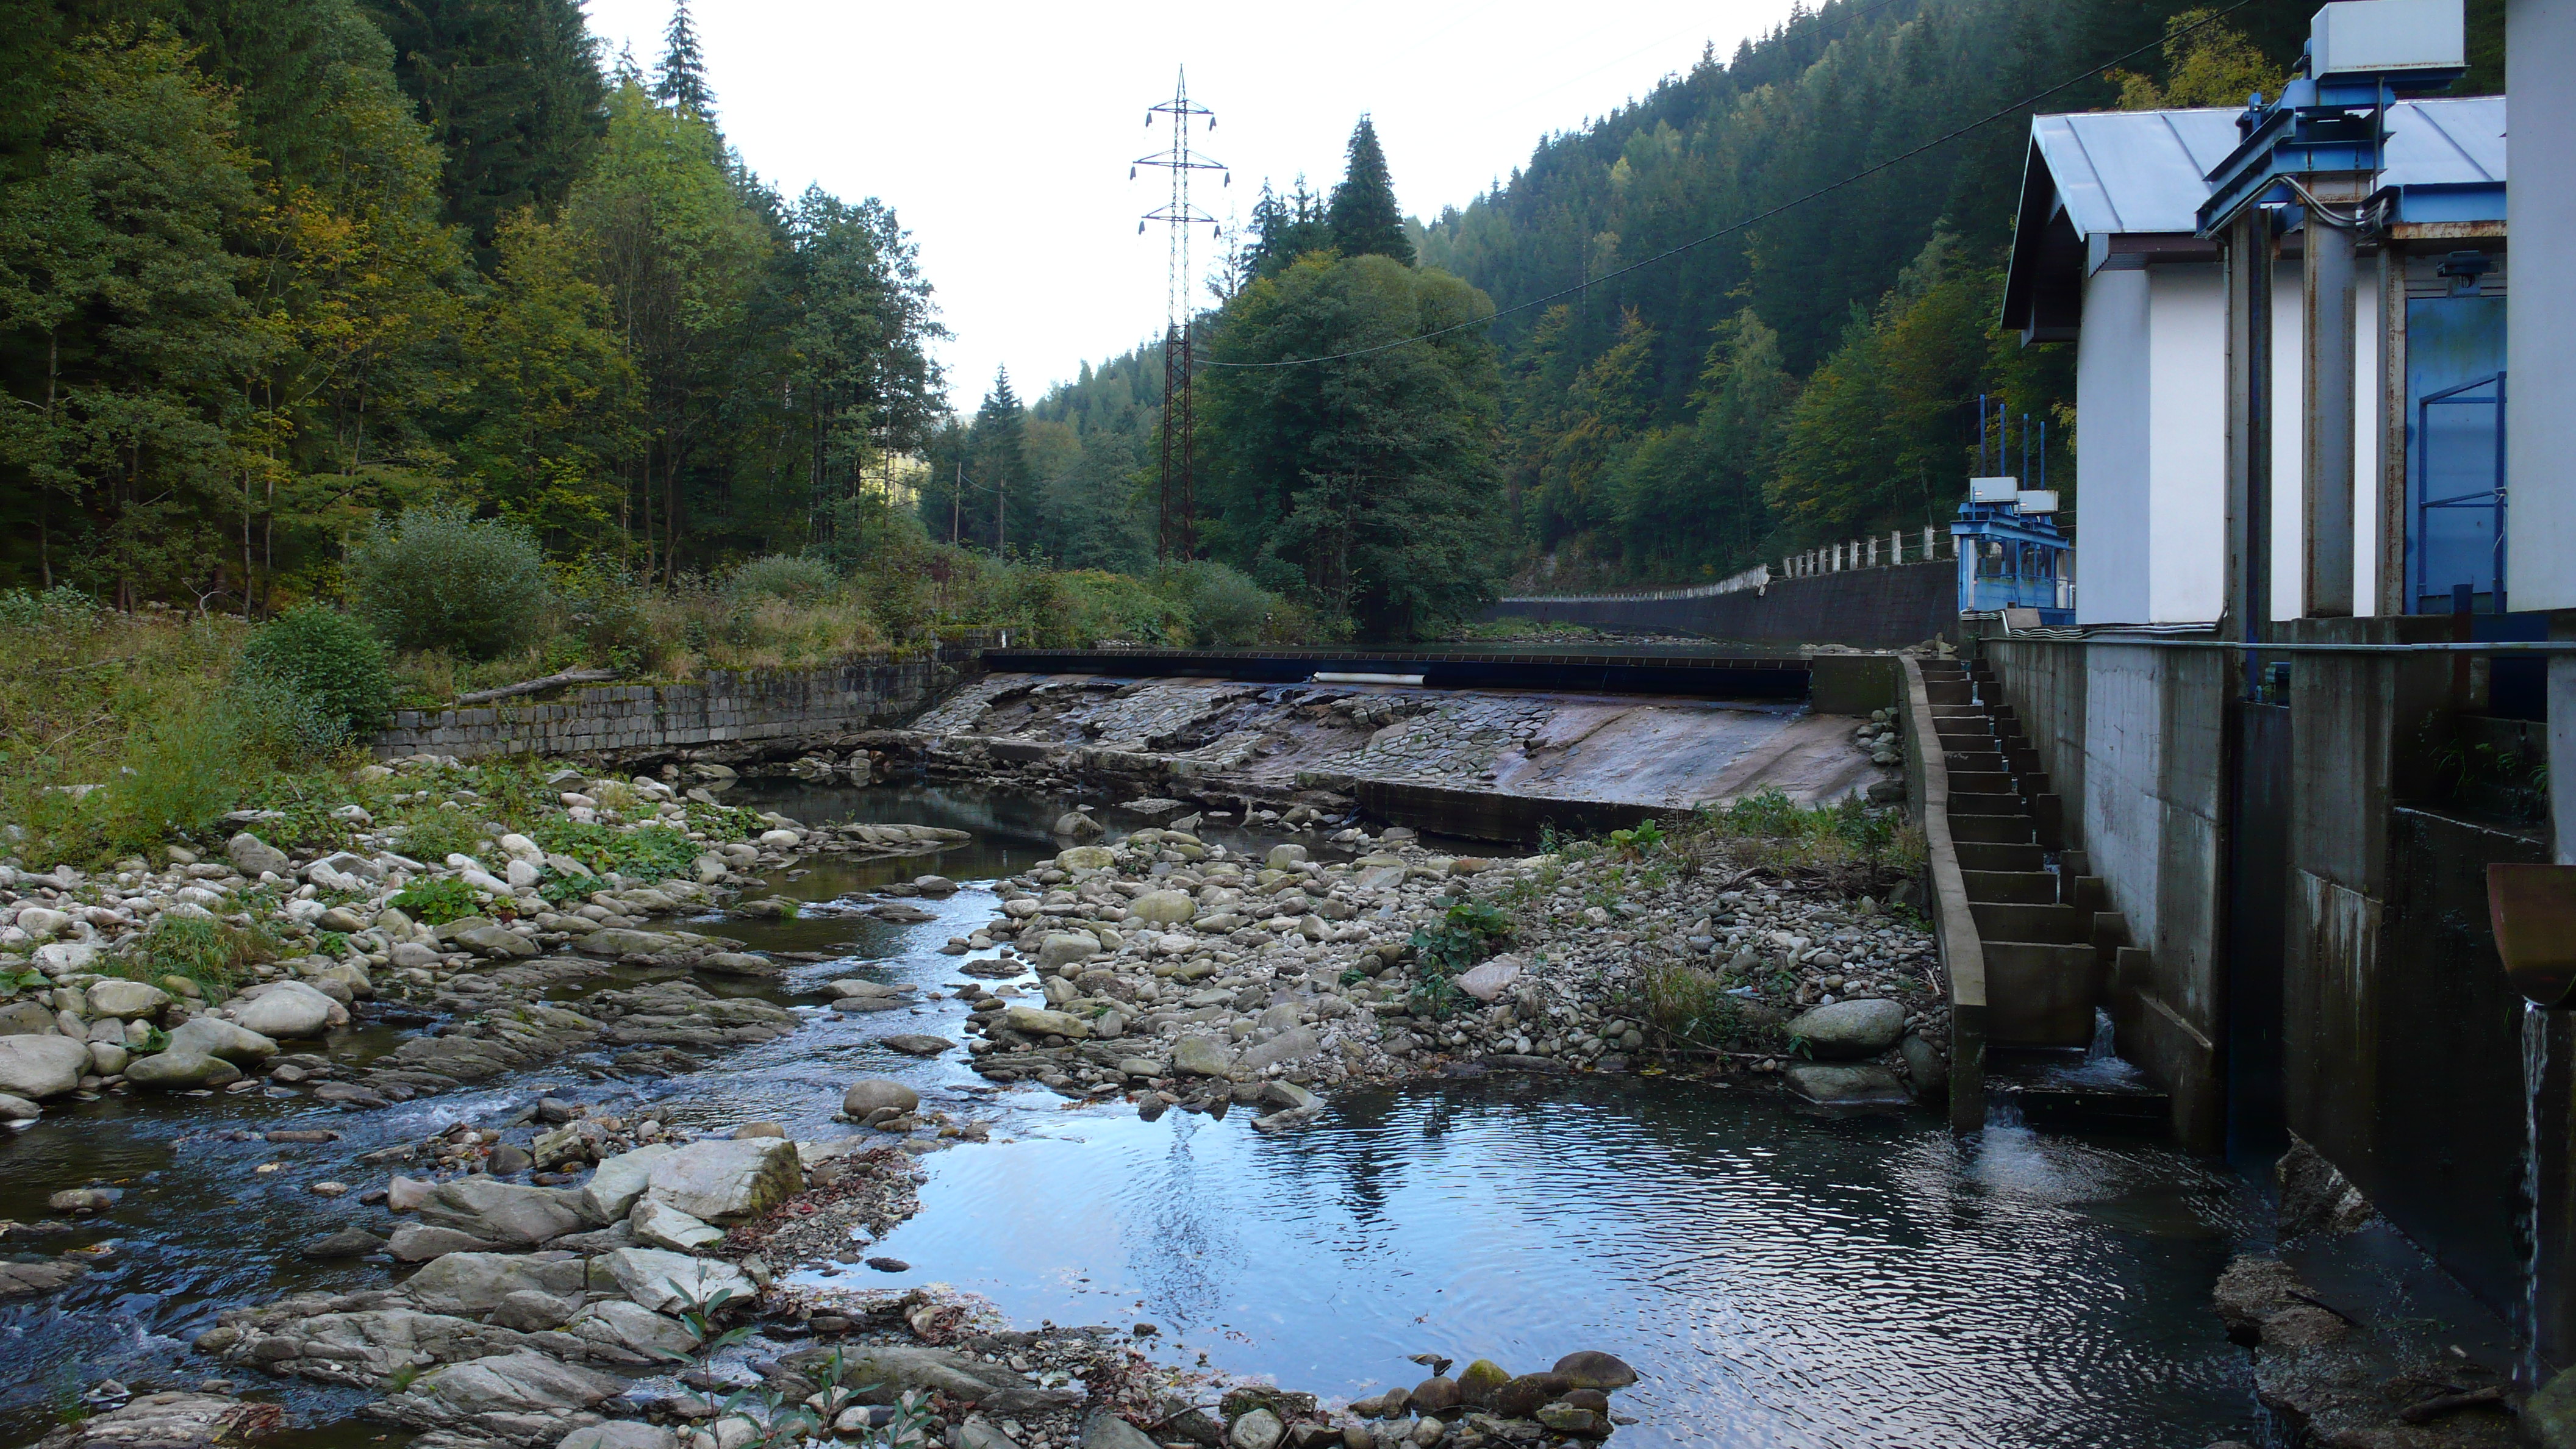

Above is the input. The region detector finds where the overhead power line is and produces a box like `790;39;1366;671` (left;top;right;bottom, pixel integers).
1204;0;2261;371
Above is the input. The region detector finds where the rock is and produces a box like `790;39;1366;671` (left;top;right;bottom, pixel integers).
629;1198;724;1252
957;1424;1020;1449
226;833;291;878
1036;932;1101;971
1456;1361;1511;1407
1898;1033;1948;1104
0;1259;88;1297
731;1121;785;1139
644;1137;801;1225
32;941;96;973
696;953;776;977
579;1144;677;1222
1492;1374;1571;1419
453;926;539;959
1548;1352;1637;1390
368;1350;625;1436
558;1423;678;1449
1782;1061;1911;1106
1265;844;1309;870
1053;812;1105;840
1082;1409;1162;1449
1000;1004;1090;1039
403;1253;587;1317
90;1041;129;1076
1229;1409;1285;1449
1056;846;1115;872
229;983;335;1040
487;1143;532;1175
603;1247;754;1315
391;942;442;969
1172;1034;1237;1078
1409;1378;1461;1414
303;1226;387;1259
125;1050;243;1090
841;1080;920;1118
1453;956;1523;1004
0;1036;90;1098
12;906;71;939
86;981;170;1020
0;1092;40;1122
913;875;957;895
574;929;684;957
880;1034;952;1056
2527;1365;2576;1449
0;1000;59;1036
562;1300;700;1365
165;1017;277;1064
313;1082;390;1109
778;1343;1050;1409
1129;891;1197;926
1239;1025;1321;1072
388;1224;503;1262
1534;1404;1608;1438
49;1187;115;1212
415;1178;594;1247
488;1289;581;1333
32;1391;284;1449
1784;998;1906;1059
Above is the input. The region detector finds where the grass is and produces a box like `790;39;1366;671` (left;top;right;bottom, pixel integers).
112;916;281;1001
1642;962;1766;1051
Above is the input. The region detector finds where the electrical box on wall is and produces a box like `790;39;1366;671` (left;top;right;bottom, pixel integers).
2310;0;2464;83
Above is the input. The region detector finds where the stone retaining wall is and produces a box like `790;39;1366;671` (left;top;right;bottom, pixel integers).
371;646;981;762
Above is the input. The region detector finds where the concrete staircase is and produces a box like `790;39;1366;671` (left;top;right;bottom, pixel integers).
1917;657;2100;1049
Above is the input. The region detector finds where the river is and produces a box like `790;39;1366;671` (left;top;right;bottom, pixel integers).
0;781;2267;1448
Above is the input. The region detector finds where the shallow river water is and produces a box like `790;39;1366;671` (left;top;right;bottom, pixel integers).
1;781;2266;1448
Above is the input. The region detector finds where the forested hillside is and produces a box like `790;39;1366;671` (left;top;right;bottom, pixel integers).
1414;0;2497;588
0;0;944;607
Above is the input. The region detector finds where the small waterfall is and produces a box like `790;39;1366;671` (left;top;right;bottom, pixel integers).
2088;1007;2117;1061
2524;1000;2549;1387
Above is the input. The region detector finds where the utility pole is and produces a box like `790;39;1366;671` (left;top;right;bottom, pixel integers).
1134;67;1226;561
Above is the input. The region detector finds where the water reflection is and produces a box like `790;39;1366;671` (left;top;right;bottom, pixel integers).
837;1079;2261;1448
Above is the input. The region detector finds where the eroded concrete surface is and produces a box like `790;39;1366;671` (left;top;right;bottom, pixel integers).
903;673;1890;810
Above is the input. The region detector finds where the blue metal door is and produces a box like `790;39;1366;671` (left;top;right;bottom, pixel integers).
2406;296;2507;613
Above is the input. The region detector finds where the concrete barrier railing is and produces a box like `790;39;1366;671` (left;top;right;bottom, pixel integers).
1903;653;1987;1131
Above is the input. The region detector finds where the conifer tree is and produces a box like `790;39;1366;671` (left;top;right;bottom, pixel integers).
650;0;712;116
1326;116;1412;265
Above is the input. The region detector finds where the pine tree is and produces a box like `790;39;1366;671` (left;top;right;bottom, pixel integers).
650;0;712;116
1326;116;1412;265
967;368;1032;553
363;0;608;265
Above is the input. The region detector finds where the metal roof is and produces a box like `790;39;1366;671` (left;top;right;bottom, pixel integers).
2029;95;2506;244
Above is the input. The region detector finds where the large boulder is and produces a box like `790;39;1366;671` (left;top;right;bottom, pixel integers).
1785;998;1908;1060
1171;1034;1237;1078
0;1036;90;1099
226;832;292;878
575;929;684;958
403;1253;590;1317
1052;812;1106;842
31;1391;282;1449
560;1301;701;1366
558;1421;679;1449
1054;845;1114;871
229;982;335;1040
779;1343;1052;1409
1000;1004;1091;1040
87;979;171;1020
124;1049;243;1091
644;1137;801;1226
455;926;538;960
1454;955;1524;1004
415;1178;595;1247
602;1247;754;1315
579;1143;676;1222
165;1017;277;1064
1237;1025;1320;1073
842;1080;920;1118
364;1350;626;1439
0;1000;59;1036
629;1198;723;1252
1127;891;1197;926
1548;1351;1638;1389
1783;1061;1911;1106
1035;932;1100;971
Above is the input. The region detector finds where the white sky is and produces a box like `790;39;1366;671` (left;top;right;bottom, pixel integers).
582;0;1808;411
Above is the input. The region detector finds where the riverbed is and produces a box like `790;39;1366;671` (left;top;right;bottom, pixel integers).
0;781;2266;1448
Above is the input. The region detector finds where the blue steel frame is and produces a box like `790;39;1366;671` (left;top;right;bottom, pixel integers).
1952;498;2075;623
2413;369;2507;612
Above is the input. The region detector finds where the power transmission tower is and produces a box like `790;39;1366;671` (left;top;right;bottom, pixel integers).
1134;67;1225;560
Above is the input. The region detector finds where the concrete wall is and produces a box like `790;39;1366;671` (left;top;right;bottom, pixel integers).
371;648;978;762
1489;559;1955;648
2077;263;2379;625
2509;0;2576;615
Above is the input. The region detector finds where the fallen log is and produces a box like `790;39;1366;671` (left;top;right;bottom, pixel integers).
451;667;619;706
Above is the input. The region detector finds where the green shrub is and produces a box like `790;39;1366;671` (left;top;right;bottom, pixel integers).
237;605;393;733
529;818;699;881
392;805;498;865
220;670;352;764
120;916;277;1000
557;564;663;673
723;554;842;604
0;586;102;630
388;876;482;923
1644;962;1756;1050
348;504;553;658
1154;560;1276;645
